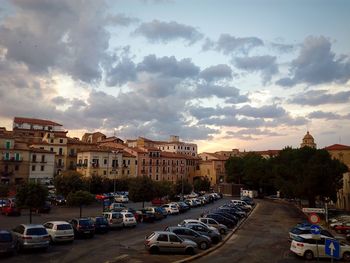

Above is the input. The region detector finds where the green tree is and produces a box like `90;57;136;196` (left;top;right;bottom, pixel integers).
193;177;211;192
225;156;244;184
154;181;174;198
128;176;155;208
174;180;192;196
16;182;48;223
86;174;109;194
54;171;86;197
66;190;95;217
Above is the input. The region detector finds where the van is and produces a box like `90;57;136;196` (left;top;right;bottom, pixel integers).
103;212;123;229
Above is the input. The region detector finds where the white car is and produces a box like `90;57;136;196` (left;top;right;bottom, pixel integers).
114;195;129;203
120;212;137;227
43;221;74;243
231;199;252;209
290;234;350;261
162;204;179;215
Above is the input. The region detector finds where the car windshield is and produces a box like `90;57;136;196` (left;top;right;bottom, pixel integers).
125;213;134;218
56;224;72;230
0;233;12;242
96;217;108;224
26;228;47;235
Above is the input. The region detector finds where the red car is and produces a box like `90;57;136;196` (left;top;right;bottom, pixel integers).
334;222;350;233
151;198;168;206
1;204;21;216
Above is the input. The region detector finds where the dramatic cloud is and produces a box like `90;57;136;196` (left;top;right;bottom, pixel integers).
194;84;248;100
276;35;350;87
236;105;287;118
199;64;232;82
203;34;263;54
234;55;278;83
107;13;139;26
134;20;203;44
225;128;283;140
106;57;137;86
0;0;112;83
307;111;343;120
290;89;350;106
137;54;200;78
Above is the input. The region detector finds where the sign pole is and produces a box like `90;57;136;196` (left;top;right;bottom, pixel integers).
316;239;319;262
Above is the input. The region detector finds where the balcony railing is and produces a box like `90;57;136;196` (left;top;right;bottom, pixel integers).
69;153;77;157
0;171;13;177
2;157;23;162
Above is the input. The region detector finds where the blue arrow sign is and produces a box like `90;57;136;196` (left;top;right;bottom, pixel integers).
310;225;321;235
325;239;340;258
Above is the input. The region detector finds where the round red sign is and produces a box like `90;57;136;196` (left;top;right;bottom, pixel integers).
308;213;320;224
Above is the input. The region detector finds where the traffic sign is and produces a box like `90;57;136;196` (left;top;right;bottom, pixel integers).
325;239;340;259
310;225;321;235
302;208;326;214
308;213;320;224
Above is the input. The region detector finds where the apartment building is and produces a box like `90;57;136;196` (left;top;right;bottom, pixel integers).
198;152;228;185
66;138;95;170
28;148;55;184
76;147;135;179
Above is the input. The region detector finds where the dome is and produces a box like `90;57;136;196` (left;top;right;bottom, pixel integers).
303;131;314;140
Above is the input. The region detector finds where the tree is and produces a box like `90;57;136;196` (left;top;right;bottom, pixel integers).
86;174;109;194
128;176;155;208
54;171;87;197
16;182;48;223
193;177;211;192
154;181;174;198
225;156;244;184
66;190;95;218
174;180;192;196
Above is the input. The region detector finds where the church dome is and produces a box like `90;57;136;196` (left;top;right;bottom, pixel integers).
303;131;314;140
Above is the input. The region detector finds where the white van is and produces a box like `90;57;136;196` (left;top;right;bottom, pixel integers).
103;212;124;228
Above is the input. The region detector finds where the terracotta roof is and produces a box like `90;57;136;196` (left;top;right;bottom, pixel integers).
67;138;95;145
324;144;350;151
29;147;55;154
14;117;62;126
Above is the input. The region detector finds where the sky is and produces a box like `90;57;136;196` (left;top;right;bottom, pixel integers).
0;0;349;152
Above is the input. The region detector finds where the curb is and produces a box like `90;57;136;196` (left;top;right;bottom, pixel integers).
172;203;259;263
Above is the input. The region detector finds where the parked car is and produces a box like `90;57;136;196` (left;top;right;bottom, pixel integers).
205;213;236;228
31;201;51;214
231;199;252;209
290;234;350;261
241;196;255;206
178;219;217;232
0;230;15;255
183;223;222;244
162;203;179;215
43;221;74;243
109;203;127;212
157;207;168;218
122;208;143;222
103;212;124;229
212;210;239;225
144;207;164;220
199;217;228;235
1;201;21;216
90;216;109;234
335;222;350;234
120;212;137;227
52;195;66;205
289;225;334;241
70;218;95;238
114;195;129;203
151;197;168;206
165;226;212;250
177;202;190;213
137;209;156;223
12;224;50;251
144;231;197;255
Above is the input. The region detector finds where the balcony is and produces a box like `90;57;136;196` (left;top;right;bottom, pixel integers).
68;153;77;157
91;163;99;168
76;163;87;168
2;157;23;162
1;171;13;177
56;163;65;168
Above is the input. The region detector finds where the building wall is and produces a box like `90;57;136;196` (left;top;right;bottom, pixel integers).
29;151;55;184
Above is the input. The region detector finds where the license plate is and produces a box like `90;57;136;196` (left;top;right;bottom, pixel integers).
100;225;106;228
84;231;90;234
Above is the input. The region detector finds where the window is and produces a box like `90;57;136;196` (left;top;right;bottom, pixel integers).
50;147;54;152
128;160;130;165
4;152;10;160
104;159;107;165
169;234;181;242
41;166;44;171
32;154;37;162
157;234;168;242
41;155;45;163
135;160;138;165
59;139;63;143
103;170;106;175
50;139;54;143
15;165;19;171
59;148;63;155
5;141;11;149
32;165;36;171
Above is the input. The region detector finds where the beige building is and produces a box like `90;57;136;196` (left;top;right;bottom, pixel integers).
28;148;55;184
324;144;350;210
66;138;95;171
198;152;228;186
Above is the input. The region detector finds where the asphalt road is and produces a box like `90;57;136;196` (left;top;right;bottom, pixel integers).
194;199;308;263
0;198;229;263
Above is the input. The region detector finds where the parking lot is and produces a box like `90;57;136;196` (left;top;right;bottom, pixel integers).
1;197;242;263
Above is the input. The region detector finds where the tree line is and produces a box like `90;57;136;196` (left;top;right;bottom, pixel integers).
225;147;348;206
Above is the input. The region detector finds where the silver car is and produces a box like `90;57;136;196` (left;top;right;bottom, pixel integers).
144;231;197;255
43;221;74;243
165;226;212;250
199;217;228;235
12;224;50;251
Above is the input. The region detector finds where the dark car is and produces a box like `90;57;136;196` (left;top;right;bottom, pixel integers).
70;218;95;238
212;211;238;225
144;207;164;220
241;196;255;206
151;198;168;206
31;201;51;214
137;209;156;223
91;217;109;234
205;214;236;228
177;202;190;213
0;230;15;256
156;207;168;218
52;195;66;206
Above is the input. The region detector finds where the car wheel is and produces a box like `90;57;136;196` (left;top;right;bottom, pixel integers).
199;241;208;250
150;246;159;254
304;250;314;260
15;242;22;253
185;247;195;255
220;228;226;235
343;252;350;262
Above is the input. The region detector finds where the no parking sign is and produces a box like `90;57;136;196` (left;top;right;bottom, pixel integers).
308;213;320;224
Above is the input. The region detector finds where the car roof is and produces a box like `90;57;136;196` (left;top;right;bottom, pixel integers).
297;234;335;239
45;221;70;225
0;230;11;234
21;224;45;228
154;231;175;235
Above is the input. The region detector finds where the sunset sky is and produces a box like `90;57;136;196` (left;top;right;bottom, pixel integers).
0;0;349;152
